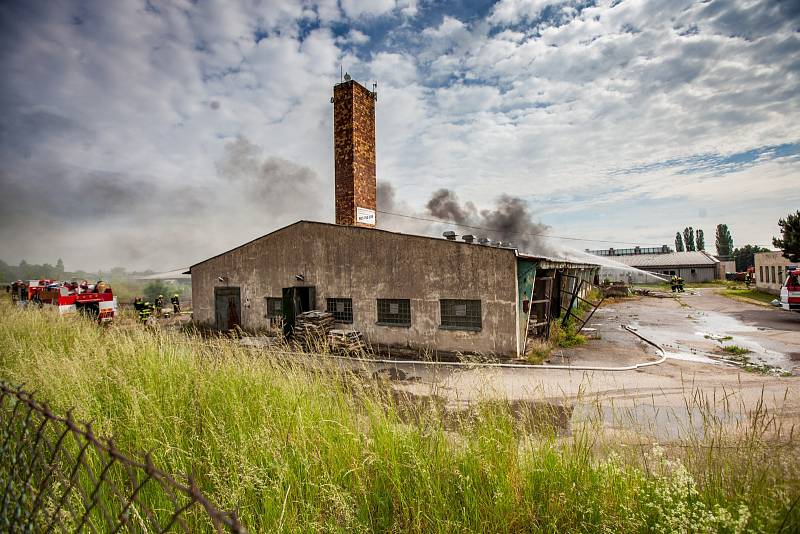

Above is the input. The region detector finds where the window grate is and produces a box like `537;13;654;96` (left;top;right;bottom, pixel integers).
377;299;411;326
326;298;353;323
440;299;481;330
265;297;283;318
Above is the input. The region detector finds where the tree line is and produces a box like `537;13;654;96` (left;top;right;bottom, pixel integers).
672;210;800;272
0;259;155;284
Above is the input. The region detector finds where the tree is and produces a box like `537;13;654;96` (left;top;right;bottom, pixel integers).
715;224;733;260
683;227;696;251
696;229;705;251
675;232;684;252
732;245;769;272
143;280;173;303
773;210;800;262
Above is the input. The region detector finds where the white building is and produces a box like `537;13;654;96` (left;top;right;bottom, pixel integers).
592;247;720;284
754;251;796;294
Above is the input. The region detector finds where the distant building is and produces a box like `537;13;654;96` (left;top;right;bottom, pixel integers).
719;260;736;277
589;247;720;283
754;251;795;295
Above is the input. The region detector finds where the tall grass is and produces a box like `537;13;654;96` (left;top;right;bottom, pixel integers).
0;301;798;532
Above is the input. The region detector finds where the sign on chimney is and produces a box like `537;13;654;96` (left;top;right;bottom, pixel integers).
356;207;376;226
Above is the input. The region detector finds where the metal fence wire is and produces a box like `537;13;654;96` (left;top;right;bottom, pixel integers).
0;382;246;533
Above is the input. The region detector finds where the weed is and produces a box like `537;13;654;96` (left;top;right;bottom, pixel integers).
722;345;750;355
525;340;551;364
549;320;587;348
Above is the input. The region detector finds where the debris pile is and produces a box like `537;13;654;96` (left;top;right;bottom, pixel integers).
602;282;630;298
294;310;334;349
328;329;366;353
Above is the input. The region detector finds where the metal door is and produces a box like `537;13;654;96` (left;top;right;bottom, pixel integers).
214;287;241;331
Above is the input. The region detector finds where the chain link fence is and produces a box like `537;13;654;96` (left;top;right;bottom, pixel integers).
0;382;246;533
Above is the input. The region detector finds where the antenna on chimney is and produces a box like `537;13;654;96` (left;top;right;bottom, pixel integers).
340;65;343;83
372;80;378;101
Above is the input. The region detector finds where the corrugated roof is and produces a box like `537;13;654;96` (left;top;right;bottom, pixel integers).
608;251;719;268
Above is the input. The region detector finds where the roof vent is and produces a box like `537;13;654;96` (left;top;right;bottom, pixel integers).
462;234;474;243
443;231;457;241
477;237;490;245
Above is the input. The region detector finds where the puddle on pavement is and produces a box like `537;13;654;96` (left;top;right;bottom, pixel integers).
628;308;795;371
664;351;720;364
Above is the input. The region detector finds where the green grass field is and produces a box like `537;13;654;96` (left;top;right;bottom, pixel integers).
721;288;778;304
1;300;798;532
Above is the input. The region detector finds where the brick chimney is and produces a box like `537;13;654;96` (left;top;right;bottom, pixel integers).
333;77;377;227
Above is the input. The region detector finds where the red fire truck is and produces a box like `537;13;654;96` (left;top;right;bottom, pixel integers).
13;279;117;323
779;268;800;312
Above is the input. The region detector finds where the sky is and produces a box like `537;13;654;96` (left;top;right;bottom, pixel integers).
1;0;798;272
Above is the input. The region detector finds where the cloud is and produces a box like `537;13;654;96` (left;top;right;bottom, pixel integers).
0;0;798;271
488;0;567;25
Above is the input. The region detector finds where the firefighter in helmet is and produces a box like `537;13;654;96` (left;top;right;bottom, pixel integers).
670;275;678;293
745;272;752;289
133;297;147;322
171;293;181;314
677;275;685;292
155;294;164;317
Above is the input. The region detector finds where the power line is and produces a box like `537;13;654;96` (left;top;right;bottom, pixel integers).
376;210;669;247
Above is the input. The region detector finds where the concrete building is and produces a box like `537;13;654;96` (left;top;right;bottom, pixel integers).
190;78;598;358
754;251;796;294
592;247;720;283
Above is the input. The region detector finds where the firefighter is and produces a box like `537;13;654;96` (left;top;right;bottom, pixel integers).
677;275;685;292
133;297;146;321
745;272;752;289
670;275;678;293
171;293;181;314
155;294;164;317
139;301;154;322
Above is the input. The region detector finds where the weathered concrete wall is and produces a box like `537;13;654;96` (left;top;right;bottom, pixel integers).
755;251;793;295
191;222;519;356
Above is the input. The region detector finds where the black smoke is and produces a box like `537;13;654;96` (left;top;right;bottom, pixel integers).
426;188;554;255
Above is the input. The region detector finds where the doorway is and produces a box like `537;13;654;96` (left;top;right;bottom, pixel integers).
282;286;316;337
214;287;241;331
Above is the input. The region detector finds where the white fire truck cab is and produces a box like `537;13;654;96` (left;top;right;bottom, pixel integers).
779;268;800;312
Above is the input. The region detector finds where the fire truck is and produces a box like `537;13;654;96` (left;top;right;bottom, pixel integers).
779;268;800;312
12;279;117;323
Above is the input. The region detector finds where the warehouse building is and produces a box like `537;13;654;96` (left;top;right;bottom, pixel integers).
592;247;720;283
191;78;598;358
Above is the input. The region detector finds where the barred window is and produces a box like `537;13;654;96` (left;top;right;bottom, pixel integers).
440;299;481;330
377;299;411;326
265;297;282;318
326;298;353;323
